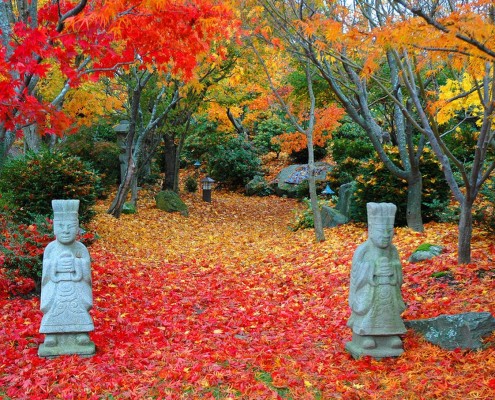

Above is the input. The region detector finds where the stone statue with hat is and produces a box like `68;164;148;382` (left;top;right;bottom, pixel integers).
346;202;407;359
38;200;95;357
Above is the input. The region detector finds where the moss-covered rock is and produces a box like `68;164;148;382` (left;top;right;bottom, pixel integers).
155;190;189;216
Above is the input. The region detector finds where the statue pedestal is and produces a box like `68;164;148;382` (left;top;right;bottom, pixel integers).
38;333;95;358
345;333;403;359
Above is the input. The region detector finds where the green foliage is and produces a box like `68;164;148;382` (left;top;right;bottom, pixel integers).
207;137;261;188
252;117;290;155
0;150;101;224
58;124;121;190
245;175;274;197
289;198;332;231
183;117;230;163
351;147;450;226
327;120;374;187
184;175;198;193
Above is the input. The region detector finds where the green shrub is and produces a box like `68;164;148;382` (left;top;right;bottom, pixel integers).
207;137;261;188
351;147;450;226
184;175;198;193
58;126;121;190
289;198;332;231
0;150;101;224
252;118;290;156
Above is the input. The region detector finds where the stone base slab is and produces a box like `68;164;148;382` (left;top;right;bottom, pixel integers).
346;333;404;359
38;333;95;358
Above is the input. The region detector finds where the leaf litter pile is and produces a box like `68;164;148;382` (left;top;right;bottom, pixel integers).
1;190;495;399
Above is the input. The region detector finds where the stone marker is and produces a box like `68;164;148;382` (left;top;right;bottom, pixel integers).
38;200;95;357
321;205;348;228
405;312;495;350
346;202;407;359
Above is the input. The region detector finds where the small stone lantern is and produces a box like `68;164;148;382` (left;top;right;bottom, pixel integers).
201;177;215;202
113;120;130;183
321;184;335;196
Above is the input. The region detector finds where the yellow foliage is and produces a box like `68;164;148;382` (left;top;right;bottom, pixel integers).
436;73;484;127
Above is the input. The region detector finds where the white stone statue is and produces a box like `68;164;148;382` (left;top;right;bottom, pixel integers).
345;202;407;359
38;200;95;357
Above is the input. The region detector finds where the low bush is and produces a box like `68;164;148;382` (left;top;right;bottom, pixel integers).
351;147;450;226
0;150;101;224
207;137;261;188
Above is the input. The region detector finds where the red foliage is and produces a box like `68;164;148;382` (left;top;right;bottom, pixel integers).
1;0;237;137
0;191;494;398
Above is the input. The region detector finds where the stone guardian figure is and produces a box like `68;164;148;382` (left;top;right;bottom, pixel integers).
38;200;95;357
345;202;406;359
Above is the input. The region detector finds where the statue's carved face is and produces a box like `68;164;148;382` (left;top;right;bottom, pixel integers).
369;225;394;249
54;218;79;245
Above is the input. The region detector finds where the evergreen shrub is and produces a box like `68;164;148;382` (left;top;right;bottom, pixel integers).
351;147;450;226
207;137;261;188
0;150;101;224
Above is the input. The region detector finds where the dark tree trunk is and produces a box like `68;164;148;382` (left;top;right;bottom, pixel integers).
406;171;424;232
161;133;177;192
458;199;473;264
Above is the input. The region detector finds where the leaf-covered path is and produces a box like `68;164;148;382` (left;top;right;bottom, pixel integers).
1;190;495;399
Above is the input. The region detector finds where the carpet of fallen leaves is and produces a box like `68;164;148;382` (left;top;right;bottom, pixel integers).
1;189;495;399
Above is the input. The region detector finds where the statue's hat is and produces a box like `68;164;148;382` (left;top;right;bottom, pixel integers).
367;202;396;226
52;199;79;218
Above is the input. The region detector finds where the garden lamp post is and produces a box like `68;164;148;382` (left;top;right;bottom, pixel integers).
201;177;215;202
194;160;201;179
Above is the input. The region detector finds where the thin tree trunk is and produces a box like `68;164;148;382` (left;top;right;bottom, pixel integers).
458;199;473;264
406;171;424;232
307;132;325;242
108;155;137;218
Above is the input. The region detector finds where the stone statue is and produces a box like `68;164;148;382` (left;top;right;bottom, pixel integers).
38;200;95;357
345;202;407;359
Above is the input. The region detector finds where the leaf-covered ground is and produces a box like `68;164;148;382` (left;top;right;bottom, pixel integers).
1;190;495;399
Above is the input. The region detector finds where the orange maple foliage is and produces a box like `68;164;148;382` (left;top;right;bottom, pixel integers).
1;189;495;398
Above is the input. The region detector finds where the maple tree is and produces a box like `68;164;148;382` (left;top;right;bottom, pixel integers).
0;0;93;165
386;0;495;263
1;188;495;398
253;0;495;263
251;0;433;234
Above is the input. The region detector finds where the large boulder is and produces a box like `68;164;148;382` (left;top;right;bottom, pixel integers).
272;162;332;198
155;190;189;216
405;312;495;350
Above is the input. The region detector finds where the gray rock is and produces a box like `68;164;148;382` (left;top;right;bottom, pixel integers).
321;206;348;228
155;190;189;216
336;181;356;218
408;244;443;263
405;312;495;350
245;176;274;197
272;162;331;198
